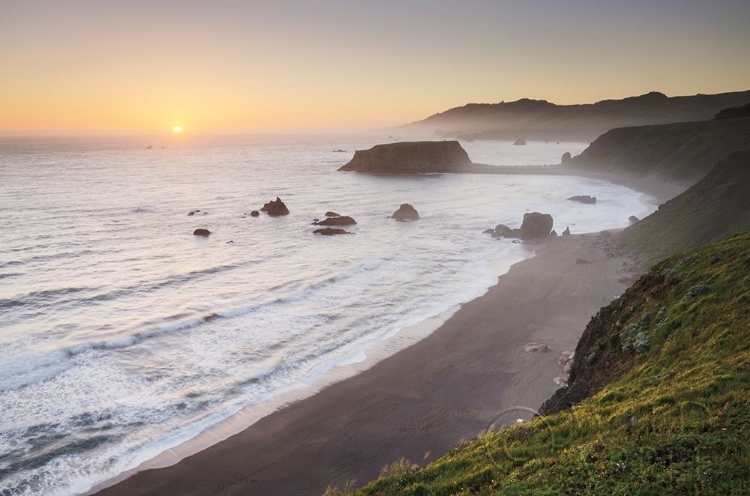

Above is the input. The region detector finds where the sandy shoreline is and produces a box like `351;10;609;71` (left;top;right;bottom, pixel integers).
94;228;643;496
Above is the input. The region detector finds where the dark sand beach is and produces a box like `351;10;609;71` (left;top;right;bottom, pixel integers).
96;223;655;495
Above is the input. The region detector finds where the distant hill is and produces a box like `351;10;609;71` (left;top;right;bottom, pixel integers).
406;90;750;142
616;151;750;266
354;232;750;495
713;103;750;120
566;117;750;184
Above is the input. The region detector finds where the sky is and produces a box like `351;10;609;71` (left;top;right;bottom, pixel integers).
1;0;749;134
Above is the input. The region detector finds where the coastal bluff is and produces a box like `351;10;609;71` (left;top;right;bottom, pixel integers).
338;141;474;173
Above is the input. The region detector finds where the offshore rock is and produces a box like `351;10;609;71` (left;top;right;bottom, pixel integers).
519;212;554;240
313;216;357;226
193;228;211;237
313;228;351;236
568;195;597;204
391;203;420;221
513;138;526;146
260;197;290;216
338;141;473;173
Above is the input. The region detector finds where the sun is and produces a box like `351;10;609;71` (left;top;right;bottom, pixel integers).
173;125;182;133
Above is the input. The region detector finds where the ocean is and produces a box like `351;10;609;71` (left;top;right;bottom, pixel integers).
0;134;656;495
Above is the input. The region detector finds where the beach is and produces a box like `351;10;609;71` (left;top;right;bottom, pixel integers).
94;227;644;496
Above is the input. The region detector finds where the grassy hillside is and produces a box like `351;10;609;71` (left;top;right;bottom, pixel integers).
616;152;750;266
347;233;750;495
567;118;750;184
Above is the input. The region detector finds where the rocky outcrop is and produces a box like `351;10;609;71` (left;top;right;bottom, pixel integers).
562;227;571;235
628;215;639;224
491;224;520;239
193;228;211;237
568;195;597;204
561;152;572;165
325;211;340;217
513;138;526;146
188;209;200;216
250;210;260;217
519;212;553;239
490;215;554;240
391;204;420;221
338;141;473;173
313;228;351;236
313;216;357;226
260;197;290;216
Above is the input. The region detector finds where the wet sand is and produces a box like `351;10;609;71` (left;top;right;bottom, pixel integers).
95;230;642;496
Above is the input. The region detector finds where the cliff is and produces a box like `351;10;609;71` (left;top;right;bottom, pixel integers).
354;233;750;495
567;117;750;184
338;141;474;173
406;90;750;142
615;151;750;266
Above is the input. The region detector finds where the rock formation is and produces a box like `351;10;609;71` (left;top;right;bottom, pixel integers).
325;211;340;217
561;152;572;165
338;141;473;173
313;216;357;226
628;215;639;224
513;138;526;146
519;212;554;239
568;195;597;204
391;204;420;221
193;228;211;237
562;227;571;235
250;210;260;217
260;197;290;216
313;228;351;236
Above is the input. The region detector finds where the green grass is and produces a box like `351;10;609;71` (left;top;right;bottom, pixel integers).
348;233;750;495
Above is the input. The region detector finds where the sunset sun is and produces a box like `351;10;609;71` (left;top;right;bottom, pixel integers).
173;125;182;133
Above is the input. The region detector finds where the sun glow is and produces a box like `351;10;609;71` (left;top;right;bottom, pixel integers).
173;125;182;133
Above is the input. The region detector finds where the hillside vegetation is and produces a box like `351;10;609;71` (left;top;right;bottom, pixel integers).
567;118;750;184
348;233;750;495
615;152;750;266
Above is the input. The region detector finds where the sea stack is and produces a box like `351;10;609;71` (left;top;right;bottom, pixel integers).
338;141;473;173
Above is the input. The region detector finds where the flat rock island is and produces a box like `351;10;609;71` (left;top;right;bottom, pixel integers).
338;140;474;173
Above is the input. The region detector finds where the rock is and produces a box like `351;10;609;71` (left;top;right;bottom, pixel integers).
519;212;554;240
146;145;153;149
332;149;346;153
260;197;290;216
491;224;521;239
314;215;357;226
561;151;572;164
524;343;549;353
391;203;420;221
250;210;260;217
628;215;639;224
313;228;351;236
568;195;597;204
193;228;211;237
513;138;526;146
551;229;558;236
188;209;201;216
338;141;473;173
562;227;571;235
325;211;340;217
483;228;495;234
